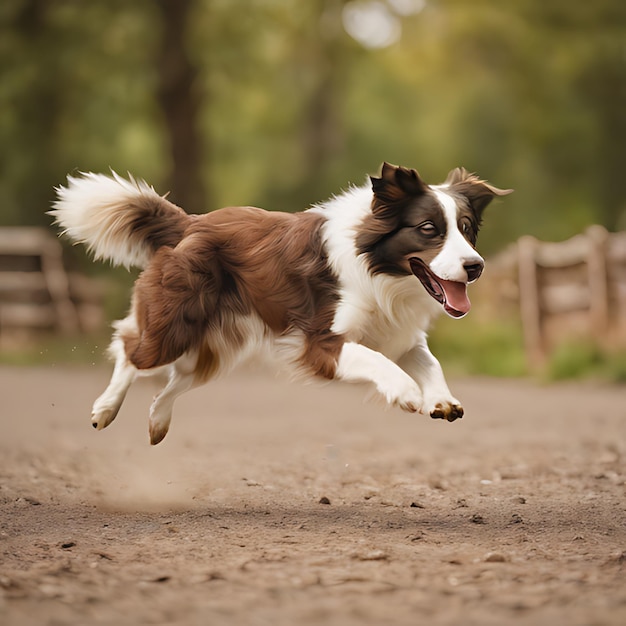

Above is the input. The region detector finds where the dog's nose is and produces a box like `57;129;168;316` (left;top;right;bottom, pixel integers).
464;261;484;283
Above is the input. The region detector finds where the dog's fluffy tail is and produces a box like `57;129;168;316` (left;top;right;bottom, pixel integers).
50;172;191;269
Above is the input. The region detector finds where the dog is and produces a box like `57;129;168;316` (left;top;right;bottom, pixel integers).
51;163;511;444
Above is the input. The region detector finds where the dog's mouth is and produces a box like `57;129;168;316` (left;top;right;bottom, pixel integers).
409;258;471;318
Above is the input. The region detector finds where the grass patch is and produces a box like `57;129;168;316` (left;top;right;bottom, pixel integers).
430;315;626;383
0;333;111;367
545;341;626;383
429;316;527;378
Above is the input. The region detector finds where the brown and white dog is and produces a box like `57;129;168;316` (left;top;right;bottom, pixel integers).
51;163;511;444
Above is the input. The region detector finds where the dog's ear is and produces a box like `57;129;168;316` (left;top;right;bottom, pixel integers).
370;162;428;214
358;163;428;259
446;167;513;215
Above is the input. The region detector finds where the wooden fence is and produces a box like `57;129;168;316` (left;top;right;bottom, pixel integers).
0;227;103;347
485;226;626;367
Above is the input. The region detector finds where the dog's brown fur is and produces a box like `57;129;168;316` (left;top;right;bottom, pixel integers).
123;208;343;380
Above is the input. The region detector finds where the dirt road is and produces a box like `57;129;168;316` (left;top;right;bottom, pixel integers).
0;365;624;625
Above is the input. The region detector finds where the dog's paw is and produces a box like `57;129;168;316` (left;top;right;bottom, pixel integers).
379;378;423;413
428;400;464;422
148;410;172;445
149;420;170;445
91;406;120;430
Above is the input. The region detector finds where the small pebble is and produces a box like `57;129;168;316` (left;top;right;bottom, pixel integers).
141;576;171;584
319;496;331;505
355;550;388;561
470;514;485;524
406;532;424;542
410;501;425;509
485;552;507;563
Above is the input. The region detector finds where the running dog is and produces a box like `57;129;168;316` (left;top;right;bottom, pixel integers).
51;163;511;444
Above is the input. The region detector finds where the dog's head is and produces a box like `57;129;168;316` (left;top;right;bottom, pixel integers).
356;162;512;318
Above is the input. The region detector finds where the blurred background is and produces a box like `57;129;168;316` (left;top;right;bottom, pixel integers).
0;0;624;379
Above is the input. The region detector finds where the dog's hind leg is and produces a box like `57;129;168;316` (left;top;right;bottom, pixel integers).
147;352;198;445
91;332;137;431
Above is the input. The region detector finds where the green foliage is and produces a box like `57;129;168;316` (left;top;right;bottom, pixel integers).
419;318;626;383
545;341;626;383
0;0;164;225
1;0;625;242
428;316;528;378
0;334;110;367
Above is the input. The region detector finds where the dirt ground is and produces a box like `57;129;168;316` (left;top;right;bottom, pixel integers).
0;364;624;626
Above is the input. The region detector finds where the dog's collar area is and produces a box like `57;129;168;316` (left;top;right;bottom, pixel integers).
409;258;470;318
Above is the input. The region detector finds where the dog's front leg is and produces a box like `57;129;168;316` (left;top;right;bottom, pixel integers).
91;333;137;430
396;339;463;422
335;342;423;412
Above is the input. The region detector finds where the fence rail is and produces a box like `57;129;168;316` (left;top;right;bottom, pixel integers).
488;226;626;367
0;227;103;346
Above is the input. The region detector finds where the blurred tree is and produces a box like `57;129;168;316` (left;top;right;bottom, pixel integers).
0;0;163;225
510;0;626;233
384;0;626;249
0;0;624;249
576;36;626;231
195;0;361;211
155;0;206;213
0;0;62;225
293;0;351;203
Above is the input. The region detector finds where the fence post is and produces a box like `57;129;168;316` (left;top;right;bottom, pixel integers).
518;235;544;367
586;225;609;342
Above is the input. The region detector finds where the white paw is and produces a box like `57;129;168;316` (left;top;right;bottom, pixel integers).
90;406;119;430
379;377;423;413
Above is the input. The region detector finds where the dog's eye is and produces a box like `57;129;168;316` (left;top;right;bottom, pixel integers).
460;218;474;237
417;222;438;238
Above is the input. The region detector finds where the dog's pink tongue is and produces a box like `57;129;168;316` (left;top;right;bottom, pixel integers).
440;279;471;317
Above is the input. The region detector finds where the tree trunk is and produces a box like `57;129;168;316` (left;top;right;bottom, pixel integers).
155;0;207;213
299;0;346;193
13;0;62;225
